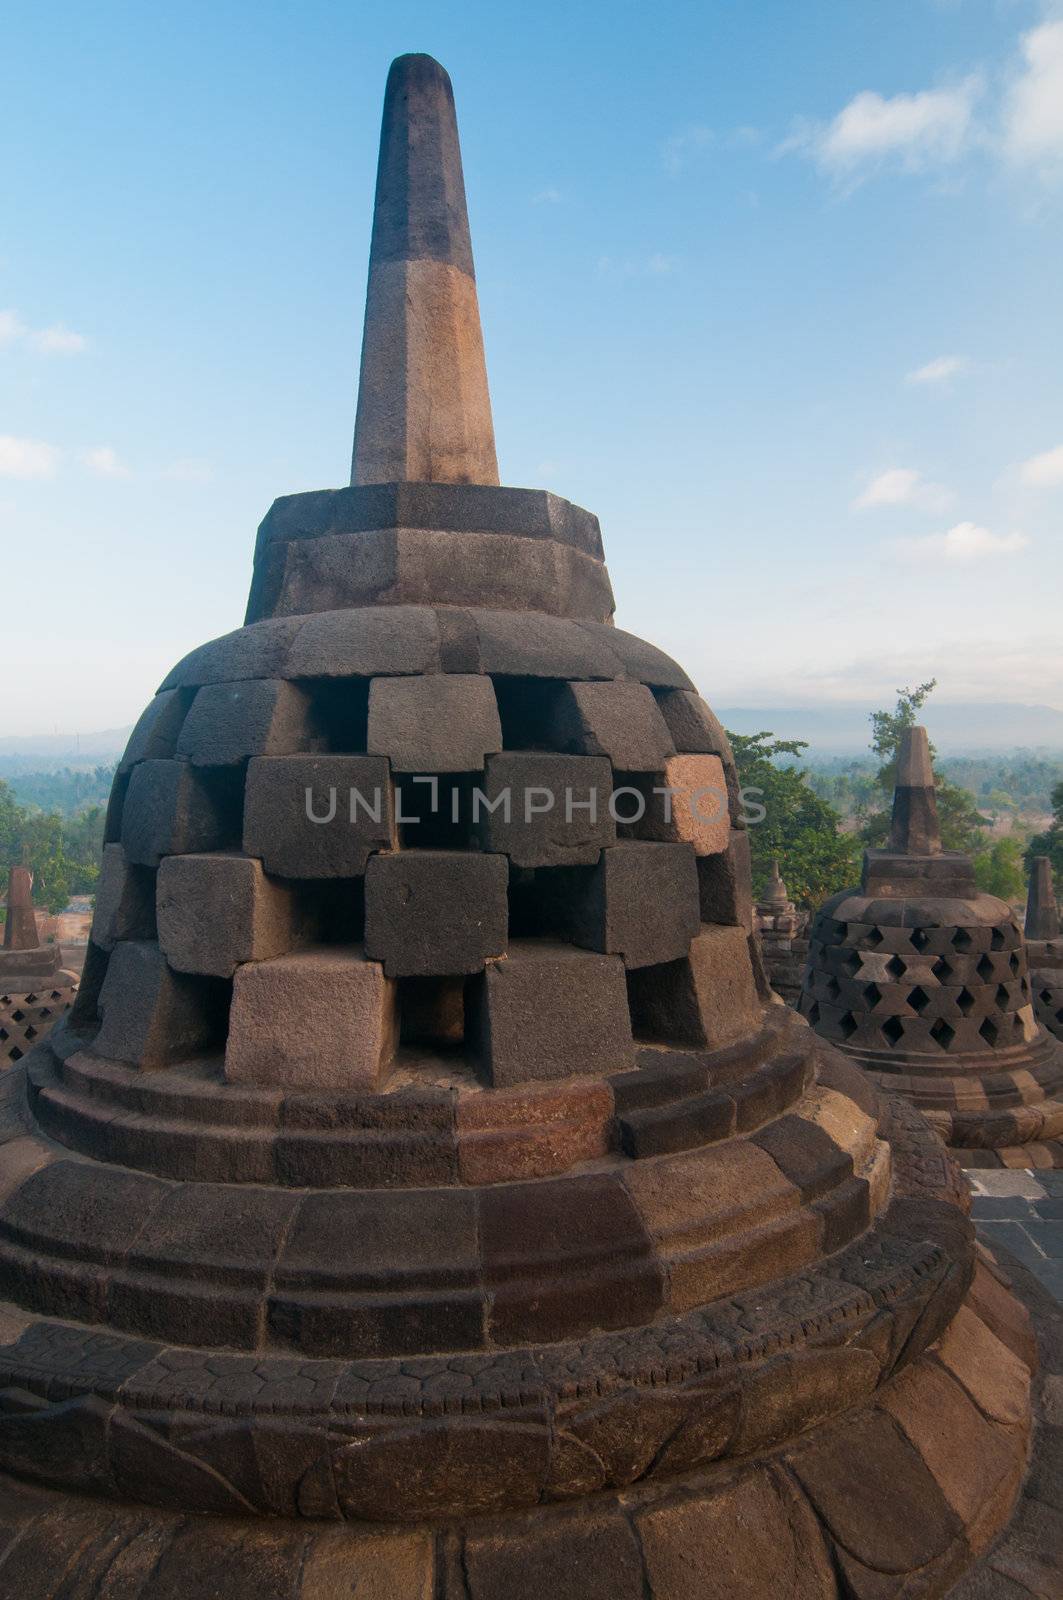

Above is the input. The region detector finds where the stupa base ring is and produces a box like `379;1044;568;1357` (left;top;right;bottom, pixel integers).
0;1247;1044;1600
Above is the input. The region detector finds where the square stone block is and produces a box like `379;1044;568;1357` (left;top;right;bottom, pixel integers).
697;832;753;928
654;690;731;757
225;946;397;1089
121;760;239;867
94;941;227;1068
175;679;316;766
367;674;502;773
626;755;730;856
549;680;675;771
118;688;193;771
479;752;615;868
628;925;762;1048
365;850;508;977
472;941;635;1086
564;842;699;970
244;754;395;878
91;844;157;951
156;853;295;978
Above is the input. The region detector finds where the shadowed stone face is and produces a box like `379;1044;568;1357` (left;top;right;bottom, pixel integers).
2;866;39;951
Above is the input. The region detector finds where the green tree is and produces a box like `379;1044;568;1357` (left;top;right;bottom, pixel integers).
1027;780;1063;887
972;836;1026;901
727;731;859;907
0;778;104;915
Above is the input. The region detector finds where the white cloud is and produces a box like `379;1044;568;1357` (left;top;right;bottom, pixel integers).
662;124;715;173
597;253;679;280
80;446;131;480
893;521;1030;562
1018;443;1063;488
906;354;968;386
0;435;61;479
0;308;87;354
160;457;214;484
32;324;88;353
1003;21;1063;170
532;187;562;205
793;78;980;176
0;310;25;346
852;467;955;513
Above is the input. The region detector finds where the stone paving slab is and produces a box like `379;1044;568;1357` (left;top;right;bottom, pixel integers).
969;1167;1063;1307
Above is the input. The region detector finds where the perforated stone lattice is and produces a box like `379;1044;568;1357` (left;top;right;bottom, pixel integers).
799;912;1035;1056
1;986;77;1066
79;635;759;1091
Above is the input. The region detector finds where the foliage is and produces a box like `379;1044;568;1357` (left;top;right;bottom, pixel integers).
727;731;859;908
0;778;105;914
4;764;116;817
1027;779;1063;888
971;836;1026;902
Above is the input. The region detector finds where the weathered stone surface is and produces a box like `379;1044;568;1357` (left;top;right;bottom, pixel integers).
118;689;193;771
549;680;674;770
655;689;733;757
462;1511;646;1600
121;760;239;867
629;925;761;1047
244;755;395;878
472;942;635;1085
91;845;157;951
352;54;498;488
478;752;615;867
637;1467;837;1599
1026;854;1060;940
627;753;731;855
365;850;507;976
1;866;37;950
368;674;502;772
175;679;316;766
94;941;227;1068
226;946;397;1089
561;842;699;969
157;854;295;978
259;527;614;624
697;830;753;927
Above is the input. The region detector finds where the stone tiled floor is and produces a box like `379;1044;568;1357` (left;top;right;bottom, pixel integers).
969;1167;1063;1308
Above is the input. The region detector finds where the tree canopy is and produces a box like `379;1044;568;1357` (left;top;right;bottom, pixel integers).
727;731;859;907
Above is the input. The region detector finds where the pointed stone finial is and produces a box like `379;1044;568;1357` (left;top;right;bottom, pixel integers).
888;725;941;856
351;54;499;488
3;866;40;951
1026;856;1060;941
762;860;790;910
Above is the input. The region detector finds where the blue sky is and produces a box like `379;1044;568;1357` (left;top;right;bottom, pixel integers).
2;0;1062;735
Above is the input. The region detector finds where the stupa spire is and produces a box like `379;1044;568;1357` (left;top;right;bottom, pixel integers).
351;53;499;487
888;724;941;855
2;864;39;951
1026;854;1060;941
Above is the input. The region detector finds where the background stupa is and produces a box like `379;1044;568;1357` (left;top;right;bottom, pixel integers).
0;56;1045;1598
1026;855;1063;1045
0;866;78;1068
800;726;1063;1168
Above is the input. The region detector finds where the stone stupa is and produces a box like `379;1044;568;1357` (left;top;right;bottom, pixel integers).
801;726;1063;1168
0;56;1044;1598
753;859;809;1007
1026;855;1063;1044
0;866;78;1068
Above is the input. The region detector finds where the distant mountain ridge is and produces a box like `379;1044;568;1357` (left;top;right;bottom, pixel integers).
717;702;1063;756
2;701;1063;770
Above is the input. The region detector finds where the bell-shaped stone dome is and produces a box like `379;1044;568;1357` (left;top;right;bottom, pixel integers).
801;727;1063;1167
0;57;1043;1599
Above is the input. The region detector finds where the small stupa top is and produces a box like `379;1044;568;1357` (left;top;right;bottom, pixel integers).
2;866;39;951
861;724;975;898
759;860;791;912
1026;855;1061;942
242;52;611;629
0;864;59;982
